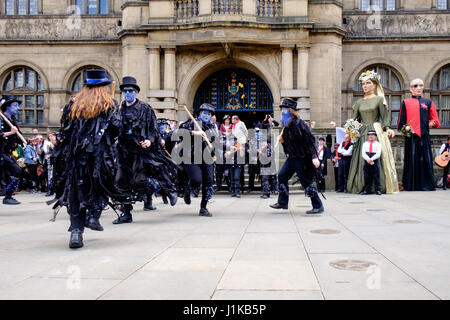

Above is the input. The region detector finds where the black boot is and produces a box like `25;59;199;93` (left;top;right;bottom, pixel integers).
162;195;168;204
85;215;104;231
270;203;288;209
143;200;156;211
168;191;178;206
199;207;212;217
69;228;84;249
113;213;133;224
183;190;191;205
306;206;324;214
3;196;20;205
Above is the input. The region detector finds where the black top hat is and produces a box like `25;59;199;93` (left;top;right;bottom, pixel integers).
318;136;325;141
368;130;377;136
0;95;21;112
199;103;215;114
120;76;140;93
84;69;111;87
280;98;297;110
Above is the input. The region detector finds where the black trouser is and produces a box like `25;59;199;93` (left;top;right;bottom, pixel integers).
26;164;39;190
262;174;277;196
443;163;449;188
116;149;147;214
183;163;214;209
334;167;339;191
363;154;380;193
1;156;21;198
338;156;352;191
68;205;102;232
230;165;242;195
278;157;322;209
248;164;260;191
215;163;225;189
318;160;326;192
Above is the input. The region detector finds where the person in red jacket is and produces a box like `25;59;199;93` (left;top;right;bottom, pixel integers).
397;78;440;191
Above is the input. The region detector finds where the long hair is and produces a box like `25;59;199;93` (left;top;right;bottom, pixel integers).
69;85;115;120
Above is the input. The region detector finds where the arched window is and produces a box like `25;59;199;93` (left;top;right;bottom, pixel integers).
352;65;403;127
430;64;450;127
1;66;45;125
70;66;112;93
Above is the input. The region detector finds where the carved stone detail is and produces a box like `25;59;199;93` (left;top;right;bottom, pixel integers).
0;18;120;40
344;14;450;37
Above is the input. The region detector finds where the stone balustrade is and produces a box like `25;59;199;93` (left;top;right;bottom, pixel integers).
256;0;282;17
175;0;200;18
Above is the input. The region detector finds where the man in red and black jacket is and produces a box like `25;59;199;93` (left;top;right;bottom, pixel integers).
397;79;440;191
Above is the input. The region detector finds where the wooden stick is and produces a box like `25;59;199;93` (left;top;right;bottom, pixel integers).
275;127;285;148
182;105;213;148
0;110;27;146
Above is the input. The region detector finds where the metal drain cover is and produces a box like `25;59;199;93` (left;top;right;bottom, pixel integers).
310;229;341;234
394;219;421;224
329;259;378;271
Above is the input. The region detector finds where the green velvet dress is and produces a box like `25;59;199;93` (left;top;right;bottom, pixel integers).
347;96;390;194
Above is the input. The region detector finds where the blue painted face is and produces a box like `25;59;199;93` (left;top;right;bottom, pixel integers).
281;108;292;127
123;87;137;103
199;110;212;124
6;102;21;117
159;124;166;135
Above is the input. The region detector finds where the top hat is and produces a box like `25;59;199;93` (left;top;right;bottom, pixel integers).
368;130;377;136
318;136;325;141
198;103;215;114
84;69;111;87
120;76;140;93
280;98;297;110
0;95;21;112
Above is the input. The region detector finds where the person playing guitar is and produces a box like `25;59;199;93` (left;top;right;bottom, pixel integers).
436;136;450;190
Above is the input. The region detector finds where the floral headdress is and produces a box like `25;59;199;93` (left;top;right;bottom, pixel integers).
359;70;387;106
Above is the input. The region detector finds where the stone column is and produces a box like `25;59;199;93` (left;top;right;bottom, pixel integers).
148;45;160;102
281;45;294;90
297;46;310;90
163;46;176;98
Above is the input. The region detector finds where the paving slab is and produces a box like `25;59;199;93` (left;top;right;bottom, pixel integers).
0;191;449;299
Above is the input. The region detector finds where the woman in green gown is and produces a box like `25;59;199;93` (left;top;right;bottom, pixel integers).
347;70;399;194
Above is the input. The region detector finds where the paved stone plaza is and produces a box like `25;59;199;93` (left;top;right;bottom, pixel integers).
0;190;449;300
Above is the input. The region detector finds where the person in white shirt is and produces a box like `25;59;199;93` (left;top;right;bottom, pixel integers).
361;130;382;195
231;115;248;146
337;133;353;193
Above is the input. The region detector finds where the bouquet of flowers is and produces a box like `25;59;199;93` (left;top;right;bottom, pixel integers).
344;119;362;140
399;120;413;138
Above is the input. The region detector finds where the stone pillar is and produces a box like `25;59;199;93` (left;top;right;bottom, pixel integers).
281;45;294;91
296;45;311;121
297;46;310;90
148;45;160;102
163;46;176;96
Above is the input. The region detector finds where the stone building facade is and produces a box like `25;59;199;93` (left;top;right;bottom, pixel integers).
0;1;449;157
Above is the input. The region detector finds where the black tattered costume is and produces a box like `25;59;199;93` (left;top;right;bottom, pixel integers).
178;103;218;216
270;98;324;214
0;96;23;205
51;99;123;231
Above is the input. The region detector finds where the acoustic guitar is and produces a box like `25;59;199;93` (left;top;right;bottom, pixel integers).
435;151;450;168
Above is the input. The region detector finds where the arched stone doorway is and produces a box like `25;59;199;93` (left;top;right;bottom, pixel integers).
193;67;274;128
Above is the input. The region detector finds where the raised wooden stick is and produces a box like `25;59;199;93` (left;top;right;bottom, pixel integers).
111;81;116;100
0;107;27;146
275;127;285;148
182;105;213;148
